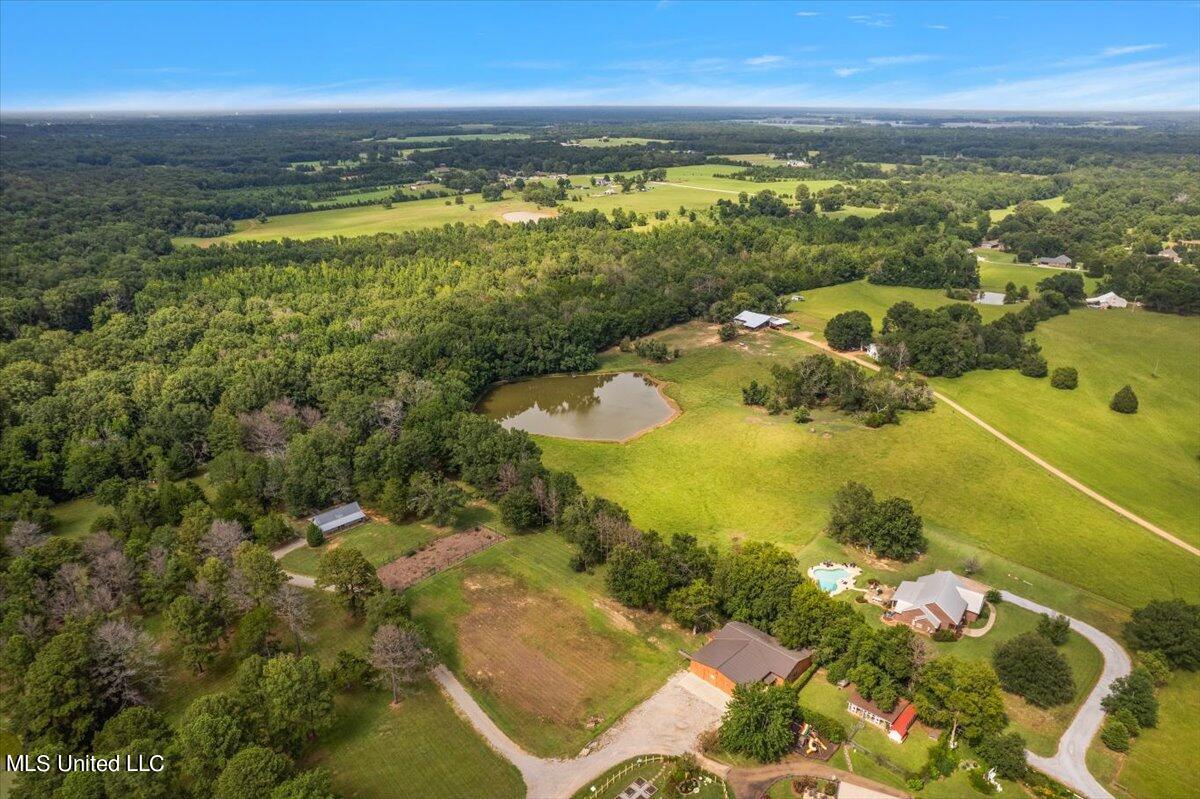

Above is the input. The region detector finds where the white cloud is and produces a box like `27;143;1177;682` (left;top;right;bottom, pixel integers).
867;54;936;66
834;67;869;78
795;11;820;16
745;54;787;67
1102;44;1164;57
924;24;949;30
847;13;893;28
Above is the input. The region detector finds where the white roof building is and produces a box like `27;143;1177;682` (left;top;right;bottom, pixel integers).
891;571;985;632
975;291;1007;306
734;310;790;330
310;501;367;534
1086;291;1128;309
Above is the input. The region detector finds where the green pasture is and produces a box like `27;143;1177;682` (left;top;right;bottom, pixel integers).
307;686;525;799
280;520;436;575
989;194;1068;222
408;533;700;758
49;495;103;539
787;278;1200;544
1087;670;1200;799
536;322;1199;617
572;136;668;147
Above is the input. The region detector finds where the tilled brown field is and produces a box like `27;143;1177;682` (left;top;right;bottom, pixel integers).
376;526;504;591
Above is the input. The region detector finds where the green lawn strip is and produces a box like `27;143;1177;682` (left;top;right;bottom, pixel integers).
408;533;699;758
1088;670;1200;799
303;686;525;799
280;520;439;575
539;324;1198;615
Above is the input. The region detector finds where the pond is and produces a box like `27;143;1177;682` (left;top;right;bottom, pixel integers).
477;371;676;441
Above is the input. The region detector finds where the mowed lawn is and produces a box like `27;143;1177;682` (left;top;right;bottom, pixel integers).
786;278;1200;545
1087;670;1200;799
536;323;1199;617
408;533;701;757
306;687;524;799
988;194;1068;222
279;501;500;575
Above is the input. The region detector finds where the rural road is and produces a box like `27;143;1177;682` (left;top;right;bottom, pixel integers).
432;665;729;798
650;180;742;194
1001;591;1131;799
779;328;1199;557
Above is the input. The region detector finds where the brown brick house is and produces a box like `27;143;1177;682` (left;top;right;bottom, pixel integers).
688;621;812;695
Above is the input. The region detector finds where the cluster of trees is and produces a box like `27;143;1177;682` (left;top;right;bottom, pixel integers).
407;140;704;175
826;481;926;561
742;353;934;427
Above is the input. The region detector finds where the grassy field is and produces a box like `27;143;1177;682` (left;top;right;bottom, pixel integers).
571;136;668;147
989;194;1068;222
49;495;103;539
408;533;700;758
785;279;1200;545
279;503;499;575
174;164;846;246
1087;670;1200;799
536;323;1198;619
306;686;525;799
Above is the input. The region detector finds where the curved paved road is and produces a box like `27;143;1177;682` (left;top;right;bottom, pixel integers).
1001;591;1131;799
779;329;1198;557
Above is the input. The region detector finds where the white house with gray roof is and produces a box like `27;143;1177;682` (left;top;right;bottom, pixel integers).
309;501;367;535
887;571;985;635
733;310;790;330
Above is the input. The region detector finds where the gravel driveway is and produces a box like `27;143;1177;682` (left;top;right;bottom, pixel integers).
433;665;728;798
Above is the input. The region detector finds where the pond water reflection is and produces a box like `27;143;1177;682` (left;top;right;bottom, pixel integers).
477;372;675;441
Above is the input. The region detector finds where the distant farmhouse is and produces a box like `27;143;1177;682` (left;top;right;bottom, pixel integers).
1036;254;1074;268
886;571;986;636
1158;247;1182;263
974;291;1007;306
978;239;1005;250
1086;291;1129;310
734;310;791;330
688;621;812;694
309;501;366;535
847;687;918;744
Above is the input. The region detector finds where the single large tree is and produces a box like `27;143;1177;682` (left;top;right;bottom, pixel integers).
369;623;434;703
261;654;334;754
718;683;798;762
1123;599;1200;670
315;546;382;616
913;657;1007;745
824;310;874;352
992;632;1075;707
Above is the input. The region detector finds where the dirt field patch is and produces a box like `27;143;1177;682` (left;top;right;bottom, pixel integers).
457;572;632;728
502;210;555;223
377;526;504;591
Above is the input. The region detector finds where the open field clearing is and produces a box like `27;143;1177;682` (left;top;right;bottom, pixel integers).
786;280;1200;543
571;136;669;147
1087;670;1200;799
308;687;525;799
975;250;1101;292
49;494;103;539
280;519;439;575
408;533;700;757
989;194;1068;222
537;323;1199;617
175;164;845;245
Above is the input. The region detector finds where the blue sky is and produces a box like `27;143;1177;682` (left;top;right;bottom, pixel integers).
1;0;1198;112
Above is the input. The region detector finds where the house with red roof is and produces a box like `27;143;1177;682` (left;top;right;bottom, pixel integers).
846;686;918;743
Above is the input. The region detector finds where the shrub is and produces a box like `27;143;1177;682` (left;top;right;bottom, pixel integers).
305;524;324;547
1110;385;1138;413
985;588;1002;603
1102;667;1158;728
993;632;1075;707
793;406;812;424
1112;707;1141;737
962;556;982;576
824;311;874;351
932;628;957;642
798;706;847;743
1037;613;1071;646
976;731;1028;780
1100;719;1131;752
1050;367;1078;390
1019;353;1048;378
742;380;769;406
718;322;738;341
968;769;996;795
1136;650;1172;686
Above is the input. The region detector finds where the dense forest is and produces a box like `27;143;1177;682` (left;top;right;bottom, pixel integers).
1;111;1199;797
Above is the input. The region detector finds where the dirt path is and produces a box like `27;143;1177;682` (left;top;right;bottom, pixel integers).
1002;592;1131;799
776;329;1199;557
270;538;323;589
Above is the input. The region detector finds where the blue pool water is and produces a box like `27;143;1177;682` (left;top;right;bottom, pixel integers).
812;567;850;593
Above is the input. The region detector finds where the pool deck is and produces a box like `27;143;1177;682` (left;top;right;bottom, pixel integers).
806;562;862;596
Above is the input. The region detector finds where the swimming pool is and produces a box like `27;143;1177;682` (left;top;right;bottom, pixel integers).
812;567;850;593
